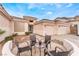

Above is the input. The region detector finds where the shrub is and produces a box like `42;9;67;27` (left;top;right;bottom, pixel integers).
4;36;13;43
0;33;18;45
0;35;14;45
25;31;32;35
0;29;5;35
12;33;18;37
4;33;18;43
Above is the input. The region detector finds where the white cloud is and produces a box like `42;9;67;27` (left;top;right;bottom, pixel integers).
41;7;45;10
46;11;53;15
27;3;72;10
54;3;62;8
6;7;24;17
27;3;37;9
66;3;73;7
27;3;43;10
54;3;73;8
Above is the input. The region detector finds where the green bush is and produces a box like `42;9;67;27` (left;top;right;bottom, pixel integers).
0;35;14;45
0;29;5;35
3;33;18;44
12;33;18;37
25;31;32;35
4;36;13;43
0;33;18;45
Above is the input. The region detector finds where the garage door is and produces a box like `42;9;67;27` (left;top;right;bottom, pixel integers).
44;26;55;35
57;26;69;34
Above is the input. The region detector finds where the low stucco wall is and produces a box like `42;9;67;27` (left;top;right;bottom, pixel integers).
2;41;15;56
0;14;14;42
64;39;79;56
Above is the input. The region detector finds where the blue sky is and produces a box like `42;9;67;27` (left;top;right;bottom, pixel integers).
2;3;79;20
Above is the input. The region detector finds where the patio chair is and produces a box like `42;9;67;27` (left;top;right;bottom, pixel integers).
47;46;72;56
44;35;51;48
30;34;36;46
14;41;32;56
30;34;37;56
44;35;51;56
13;34;37;56
14;34;37;56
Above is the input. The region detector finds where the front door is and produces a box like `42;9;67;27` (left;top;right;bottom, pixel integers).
28;25;33;33
70;24;77;35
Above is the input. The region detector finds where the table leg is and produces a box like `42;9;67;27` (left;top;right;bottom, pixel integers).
31;46;32;56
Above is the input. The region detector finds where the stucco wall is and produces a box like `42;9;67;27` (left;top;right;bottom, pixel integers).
33;24;44;35
33;23;70;36
24;23;28;32
44;25;57;35
10;21;14;34
14;20;29;35
14;21;25;32
0;14;13;41
13;17;29;34
57;23;70;35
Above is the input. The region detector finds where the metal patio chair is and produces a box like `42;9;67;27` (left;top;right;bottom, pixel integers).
47;46;73;56
44;35;51;56
30;34;37;56
13;34;37;56
14;41;32;56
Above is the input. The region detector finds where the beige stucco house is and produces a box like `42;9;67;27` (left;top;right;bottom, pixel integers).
0;4;79;41
33;17;79;36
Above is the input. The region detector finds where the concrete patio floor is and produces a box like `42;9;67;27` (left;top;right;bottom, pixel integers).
0;43;3;55
1;34;79;56
52;34;79;48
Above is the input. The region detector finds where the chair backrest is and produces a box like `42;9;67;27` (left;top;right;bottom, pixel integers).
45;35;51;44
30;34;36;42
13;39;19;48
30;34;36;46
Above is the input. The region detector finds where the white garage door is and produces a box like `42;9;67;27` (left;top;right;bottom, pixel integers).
57;26;69;34
44;26;55;35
